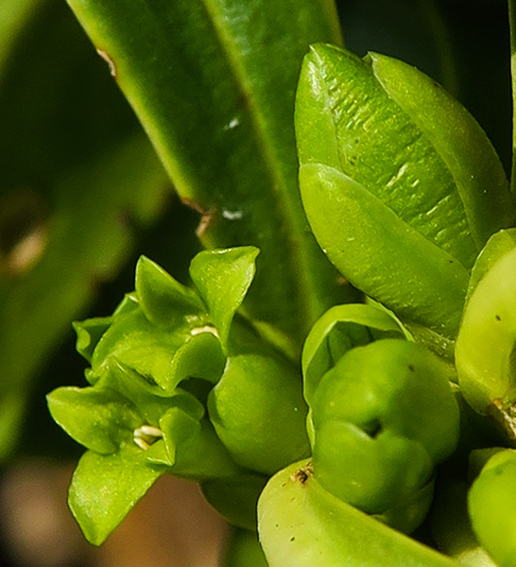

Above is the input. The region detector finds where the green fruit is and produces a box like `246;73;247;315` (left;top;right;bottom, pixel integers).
208;349;310;475
310;339;459;523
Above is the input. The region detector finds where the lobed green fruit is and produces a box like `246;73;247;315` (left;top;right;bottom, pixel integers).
310;339;459;529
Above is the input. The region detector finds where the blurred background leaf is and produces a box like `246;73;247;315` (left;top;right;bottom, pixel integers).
0;0;176;462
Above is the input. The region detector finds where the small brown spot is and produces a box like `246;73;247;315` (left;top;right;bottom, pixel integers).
290;462;313;486
496;315;502;321
96;49;117;78
408;364;415;372
0;189;49;277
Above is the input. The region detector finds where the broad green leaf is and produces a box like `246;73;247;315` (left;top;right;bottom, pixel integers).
68;448;166;545
189;247;259;348
369;51;514;251
63;0;352;347
295;44;513;347
296;44;513;271
47;386;140;454
90;306;193;390
0;0;170;461
299;163;469;343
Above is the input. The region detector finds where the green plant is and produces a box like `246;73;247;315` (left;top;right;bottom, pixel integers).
5;0;516;565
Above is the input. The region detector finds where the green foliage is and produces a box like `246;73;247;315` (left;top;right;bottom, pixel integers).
5;0;516;566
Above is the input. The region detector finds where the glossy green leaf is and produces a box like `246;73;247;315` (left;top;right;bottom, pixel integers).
369;51;514;251
467;228;516;300
189;247;259;348
258;459;461;567
63;0;351;347
90;307;193;391
296;43;514;346
47;386;140;454
73;317;112;363
468;448;516;567
68;448;166;545
456;247;516;415
299;163;469;345
96;360;174;425
168;332;226;388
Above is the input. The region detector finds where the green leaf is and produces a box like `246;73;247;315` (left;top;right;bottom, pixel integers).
135;255;205;326
296;43;514;346
68;448;166;545
189;247;259;347
63;0;350;347
298;163;469;343
96;360;174;425
169;331;226;388
73;317;112;363
47;386;140;454
160;406;241;480
90;307;193;391
369;51;514;251
302;303;409;406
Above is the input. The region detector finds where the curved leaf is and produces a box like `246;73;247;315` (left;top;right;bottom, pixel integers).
63;0;352;346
